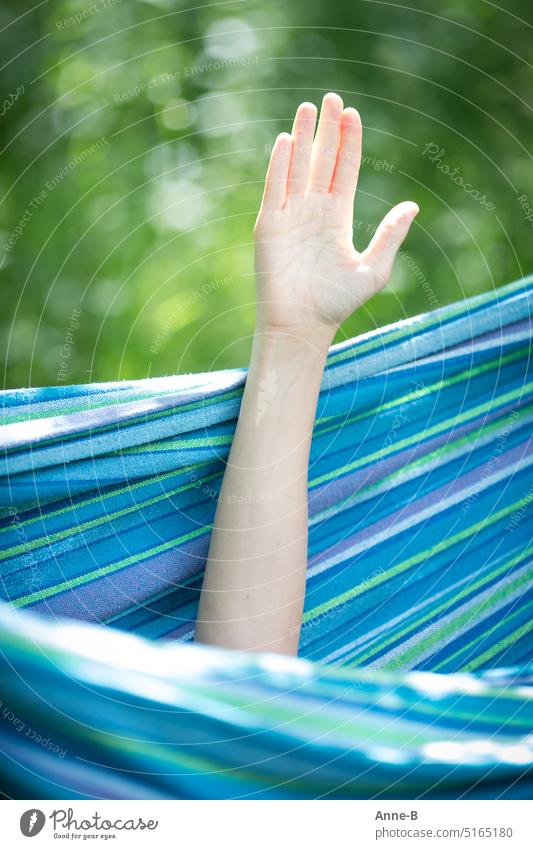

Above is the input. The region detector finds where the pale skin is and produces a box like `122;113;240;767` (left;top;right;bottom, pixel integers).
195;92;418;654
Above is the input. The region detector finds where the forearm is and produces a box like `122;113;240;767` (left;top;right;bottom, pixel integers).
195;328;331;653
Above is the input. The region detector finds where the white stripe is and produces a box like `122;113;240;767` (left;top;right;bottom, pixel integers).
320;544;529;664
369;562;532;670
310;411;533;528
308;453;533;580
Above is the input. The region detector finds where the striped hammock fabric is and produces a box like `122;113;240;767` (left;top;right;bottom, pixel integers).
0;276;532;799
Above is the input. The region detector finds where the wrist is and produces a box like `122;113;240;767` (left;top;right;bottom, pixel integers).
242;327;328;441
247;327;331;397
253;323;335;362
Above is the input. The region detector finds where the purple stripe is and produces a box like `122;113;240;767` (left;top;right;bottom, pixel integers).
308;435;531;571
308;399;528;516
27;535;209;623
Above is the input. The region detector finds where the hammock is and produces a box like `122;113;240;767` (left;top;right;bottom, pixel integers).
0;276;532;799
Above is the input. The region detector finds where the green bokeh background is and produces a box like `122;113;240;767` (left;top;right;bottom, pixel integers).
1;0;531;388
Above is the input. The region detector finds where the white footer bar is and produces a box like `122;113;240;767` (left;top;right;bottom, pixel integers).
2;799;531;848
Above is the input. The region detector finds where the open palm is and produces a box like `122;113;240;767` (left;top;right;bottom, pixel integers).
254;93;418;336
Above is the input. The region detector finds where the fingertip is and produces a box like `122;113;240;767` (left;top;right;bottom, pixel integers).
297;101;317;115
342;107;360;120
293;101;318;131
341;107;362;132
276;131;293;148
323;91;344;110
396;201;419;219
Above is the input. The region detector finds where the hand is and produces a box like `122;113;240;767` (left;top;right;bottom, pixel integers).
254;92;419;341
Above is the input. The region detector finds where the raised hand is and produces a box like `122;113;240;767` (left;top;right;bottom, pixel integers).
254;92;418;339
196;94;418;655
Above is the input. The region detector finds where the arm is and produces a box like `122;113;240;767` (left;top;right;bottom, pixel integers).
195;92;418;654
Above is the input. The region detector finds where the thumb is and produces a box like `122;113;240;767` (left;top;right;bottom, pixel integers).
363;201;419;288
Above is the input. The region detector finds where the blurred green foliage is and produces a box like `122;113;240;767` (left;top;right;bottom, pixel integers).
1;0;532;387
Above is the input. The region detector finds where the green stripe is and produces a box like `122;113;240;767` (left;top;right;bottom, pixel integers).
0;458;218;533
302;490;533;623
0;471;220;563
434;598;533;672
460;619;533;672
100;347;529;455
4;399;530;571
123;433;233;453
1;381;211;424
345;545;533;667
5;399;530;567
1;385;243;450
315;346;528;437
312;404;533;527
6;350;527;543
3;276;529;448
381;566;533;671
10;522;211;608
309;381;533;488
327;276;530;366
120;346;528;454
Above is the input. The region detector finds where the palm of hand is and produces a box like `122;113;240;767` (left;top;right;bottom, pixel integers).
254;94;418;337
256;193;370;331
